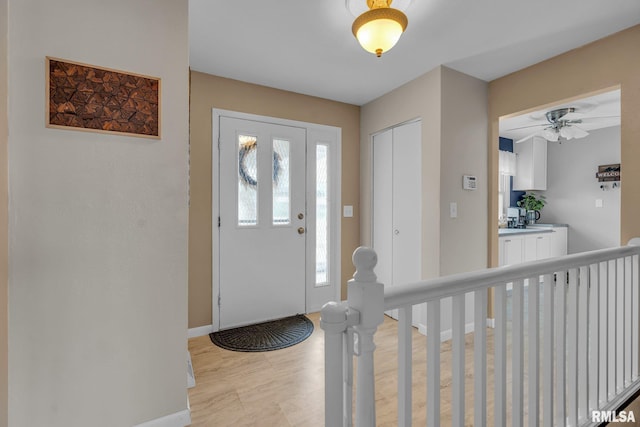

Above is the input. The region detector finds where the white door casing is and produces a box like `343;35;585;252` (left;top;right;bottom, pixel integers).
212;110;341;331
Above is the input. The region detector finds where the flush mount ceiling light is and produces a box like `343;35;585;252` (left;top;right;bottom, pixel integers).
351;0;408;57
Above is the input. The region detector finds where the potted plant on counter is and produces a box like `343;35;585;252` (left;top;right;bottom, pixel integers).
517;192;546;225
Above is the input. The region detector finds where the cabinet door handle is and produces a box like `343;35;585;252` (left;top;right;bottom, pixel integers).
504;239;511;243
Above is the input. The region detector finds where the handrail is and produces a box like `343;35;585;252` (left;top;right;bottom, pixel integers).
385;244;640;310
322;241;640;427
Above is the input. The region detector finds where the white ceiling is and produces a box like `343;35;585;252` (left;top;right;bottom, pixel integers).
499;89;621;142
189;0;640;106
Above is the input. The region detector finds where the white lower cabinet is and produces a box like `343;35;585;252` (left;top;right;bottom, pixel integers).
548;227;568;257
500;235;524;266
499;228;565;267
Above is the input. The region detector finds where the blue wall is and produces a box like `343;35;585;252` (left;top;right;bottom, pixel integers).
499;137;525;207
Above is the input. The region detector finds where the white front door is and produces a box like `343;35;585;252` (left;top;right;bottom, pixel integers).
219;116;307;329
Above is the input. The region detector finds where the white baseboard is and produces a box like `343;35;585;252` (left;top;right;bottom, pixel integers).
188;324;213;338
134;408;191;427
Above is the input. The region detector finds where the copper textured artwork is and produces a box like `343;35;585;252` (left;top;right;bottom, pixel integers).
47;57;160;138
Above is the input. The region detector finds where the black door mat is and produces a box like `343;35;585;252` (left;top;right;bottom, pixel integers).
209;314;314;352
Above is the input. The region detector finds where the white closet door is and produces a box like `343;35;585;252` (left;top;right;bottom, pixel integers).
372;121;422;325
372;129;393;294
392;121;422;287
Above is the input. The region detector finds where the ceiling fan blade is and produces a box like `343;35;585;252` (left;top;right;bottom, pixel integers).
515;131;540;144
580;115;621;121
504;123;548;131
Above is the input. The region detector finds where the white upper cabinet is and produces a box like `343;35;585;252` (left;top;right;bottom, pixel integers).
513;136;547;191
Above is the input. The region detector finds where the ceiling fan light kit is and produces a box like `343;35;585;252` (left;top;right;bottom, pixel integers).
352;0;408;57
514;107;595;143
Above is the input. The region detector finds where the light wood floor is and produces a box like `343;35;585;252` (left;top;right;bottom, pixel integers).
188;312;640;426
187;312;502;426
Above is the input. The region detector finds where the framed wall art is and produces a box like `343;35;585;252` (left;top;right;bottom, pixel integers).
46;57;161;139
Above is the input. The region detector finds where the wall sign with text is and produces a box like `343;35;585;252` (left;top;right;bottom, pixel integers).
595;163;620;182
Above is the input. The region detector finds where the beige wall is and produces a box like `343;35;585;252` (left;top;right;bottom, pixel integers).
8;1;189;425
0;0;7;424
360;66;442;280
488;25;640;267
189;71;360;328
440;67;488;276
360;66;488;280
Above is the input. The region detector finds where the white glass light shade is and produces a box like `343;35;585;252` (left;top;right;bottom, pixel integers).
542;128;559;141
559;126;575;140
352;8;408;57
571;126;589;139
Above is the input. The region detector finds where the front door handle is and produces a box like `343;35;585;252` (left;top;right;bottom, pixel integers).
298;227;305;234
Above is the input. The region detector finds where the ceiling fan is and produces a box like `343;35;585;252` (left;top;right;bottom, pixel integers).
513;107;587;143
510;107;618;144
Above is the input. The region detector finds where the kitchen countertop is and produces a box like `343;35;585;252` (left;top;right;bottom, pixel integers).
498;227;554;236
499;223;568;236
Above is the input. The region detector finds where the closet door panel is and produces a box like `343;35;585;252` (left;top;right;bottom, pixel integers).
372;129;393;290
392;121;422;286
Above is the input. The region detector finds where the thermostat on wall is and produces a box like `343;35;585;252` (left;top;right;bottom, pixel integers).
463;175;477;190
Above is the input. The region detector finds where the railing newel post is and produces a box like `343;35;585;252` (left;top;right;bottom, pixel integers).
320;301;349;427
348;247;384;427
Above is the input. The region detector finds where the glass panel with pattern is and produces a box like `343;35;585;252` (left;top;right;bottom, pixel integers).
316;144;329;286
238;135;258;226
272;139;291;225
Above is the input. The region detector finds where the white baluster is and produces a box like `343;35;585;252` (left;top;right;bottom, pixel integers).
633;253;640;381
452;293;465;427
427;299;440;427
588;263;600;413
512;279;524;427
578;266;589;422
542;273;554;426
624;256;632;386
601;261;610;404
348;247;384;427
320;301;349;427
567;268;578;425
473;289;487;426
398;305;412;427
556;270;567;425
608;260;616;398
616;258;624;393
528;276;540;427
494;284;507;427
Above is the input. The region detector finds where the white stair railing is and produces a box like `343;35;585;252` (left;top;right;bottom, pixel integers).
321;240;640;426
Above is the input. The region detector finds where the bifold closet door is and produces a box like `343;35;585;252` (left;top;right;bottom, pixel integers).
372;121;422;321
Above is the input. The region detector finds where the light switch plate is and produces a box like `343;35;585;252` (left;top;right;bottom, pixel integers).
450;202;458;218
343;205;353;217
595;199;604;208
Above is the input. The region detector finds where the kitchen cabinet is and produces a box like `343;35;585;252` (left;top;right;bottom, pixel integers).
499;228;562;267
372;120;422;325
524;233;550;262
529;225;568;257
513;136;547;191
500;235;524;266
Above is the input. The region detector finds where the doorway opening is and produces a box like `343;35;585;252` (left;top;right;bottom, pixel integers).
498;88;621;260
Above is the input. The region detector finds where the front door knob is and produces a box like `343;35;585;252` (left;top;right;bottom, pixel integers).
298;227;305;234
